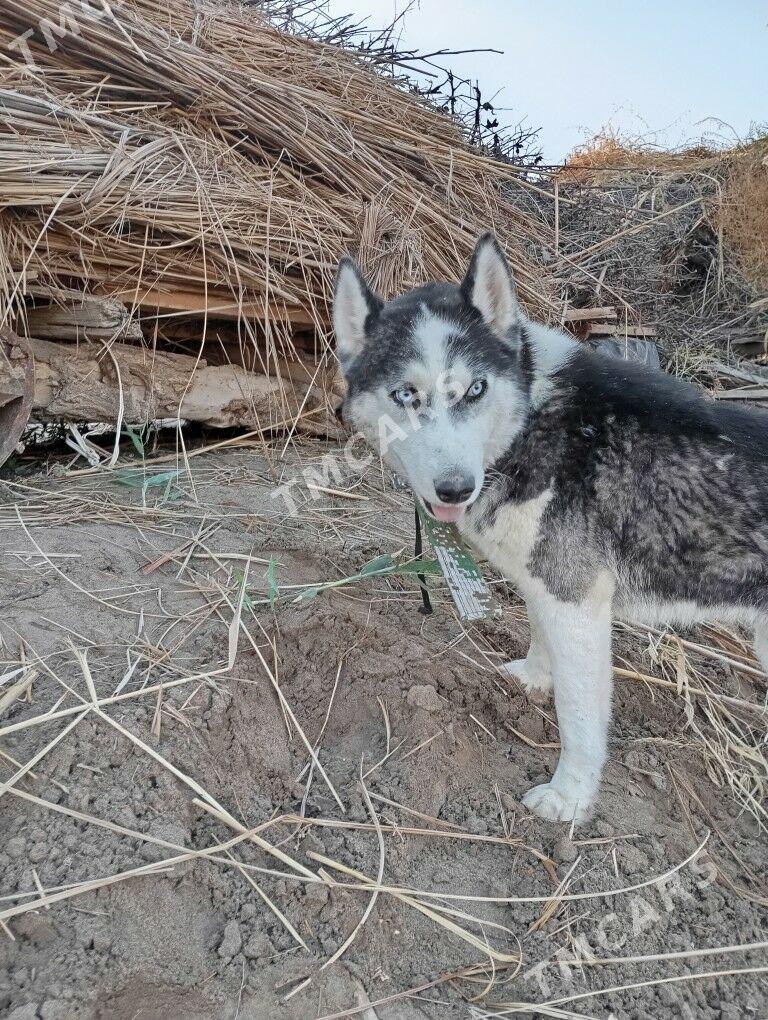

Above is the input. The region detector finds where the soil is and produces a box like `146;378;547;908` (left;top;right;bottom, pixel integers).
1;441;766;1019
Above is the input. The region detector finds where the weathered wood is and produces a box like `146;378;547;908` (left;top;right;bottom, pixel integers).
729;333;768;348
713;386;768;401
105;286;323;327
586;323;658;338
562;306;617;323
17;337;325;429
210;339;344;398
0;329;34;466
26;294;144;342
711;361;768;387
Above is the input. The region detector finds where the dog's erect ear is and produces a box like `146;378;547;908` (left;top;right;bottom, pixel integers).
461;233;523;339
333;257;382;370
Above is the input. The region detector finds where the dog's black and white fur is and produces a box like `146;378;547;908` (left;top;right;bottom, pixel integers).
333;234;768;822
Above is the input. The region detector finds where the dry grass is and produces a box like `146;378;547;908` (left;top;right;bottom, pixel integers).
0;0;557;421
716;139;768;294
556;129;719;185
556;128;768;326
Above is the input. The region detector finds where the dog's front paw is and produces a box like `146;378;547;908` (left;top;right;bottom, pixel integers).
522;781;591;823
501;658;553;696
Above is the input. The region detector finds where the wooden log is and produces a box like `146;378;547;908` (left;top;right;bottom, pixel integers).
208;339;344;398
15;337;327;430
0;329;34;467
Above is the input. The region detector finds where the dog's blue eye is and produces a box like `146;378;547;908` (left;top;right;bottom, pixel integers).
393;386;418;407
466;379;487;401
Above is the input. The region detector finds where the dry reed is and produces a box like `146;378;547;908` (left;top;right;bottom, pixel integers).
0;0;557;421
716;139;768;295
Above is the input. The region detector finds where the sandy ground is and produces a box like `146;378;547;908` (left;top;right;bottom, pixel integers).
1;439;766;1019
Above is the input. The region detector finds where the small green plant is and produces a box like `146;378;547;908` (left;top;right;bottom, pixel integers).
113;467;183;504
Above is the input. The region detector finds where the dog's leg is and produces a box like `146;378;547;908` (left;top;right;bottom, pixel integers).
501;603;553;695
522;589;613;823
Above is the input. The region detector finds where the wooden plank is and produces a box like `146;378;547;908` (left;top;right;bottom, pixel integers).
730;334;768;347
713;387;768;401
26;295;143;342
105;287;323;327
711;361;768;387
562;306;617;323
586;323;657;338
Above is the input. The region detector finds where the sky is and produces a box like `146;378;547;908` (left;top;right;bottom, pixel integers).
324;0;768;162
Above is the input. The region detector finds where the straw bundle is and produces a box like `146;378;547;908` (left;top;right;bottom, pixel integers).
716;139;768;295
0;0;556;429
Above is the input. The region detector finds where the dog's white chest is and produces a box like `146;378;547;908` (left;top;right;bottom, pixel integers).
459;488;552;588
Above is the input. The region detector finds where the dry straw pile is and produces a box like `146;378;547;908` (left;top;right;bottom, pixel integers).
556;131;718;185
0;0;555;394
716;139;768;295
557;129;768;301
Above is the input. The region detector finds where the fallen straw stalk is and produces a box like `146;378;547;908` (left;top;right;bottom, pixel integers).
483;965;768;1016
315;960;518;1020
0;820;302;924
619;619;768;681
301;835;710;907
3;789;558;902
307;849;521;966
0;643;318;887
74;647;318;881
2;788;313;898
316;772;386;976
224;849;309;952
570;937;768;969
614;665;767;718
317;950;768;1020
220;585;346;811
0;668;227;739
190;803;708;914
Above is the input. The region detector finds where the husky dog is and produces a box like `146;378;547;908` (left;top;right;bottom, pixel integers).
333;234;768;823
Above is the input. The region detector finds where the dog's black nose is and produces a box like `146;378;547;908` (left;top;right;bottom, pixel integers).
434;474;475;504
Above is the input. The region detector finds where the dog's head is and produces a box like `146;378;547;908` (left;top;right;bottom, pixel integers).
333;233;531;522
